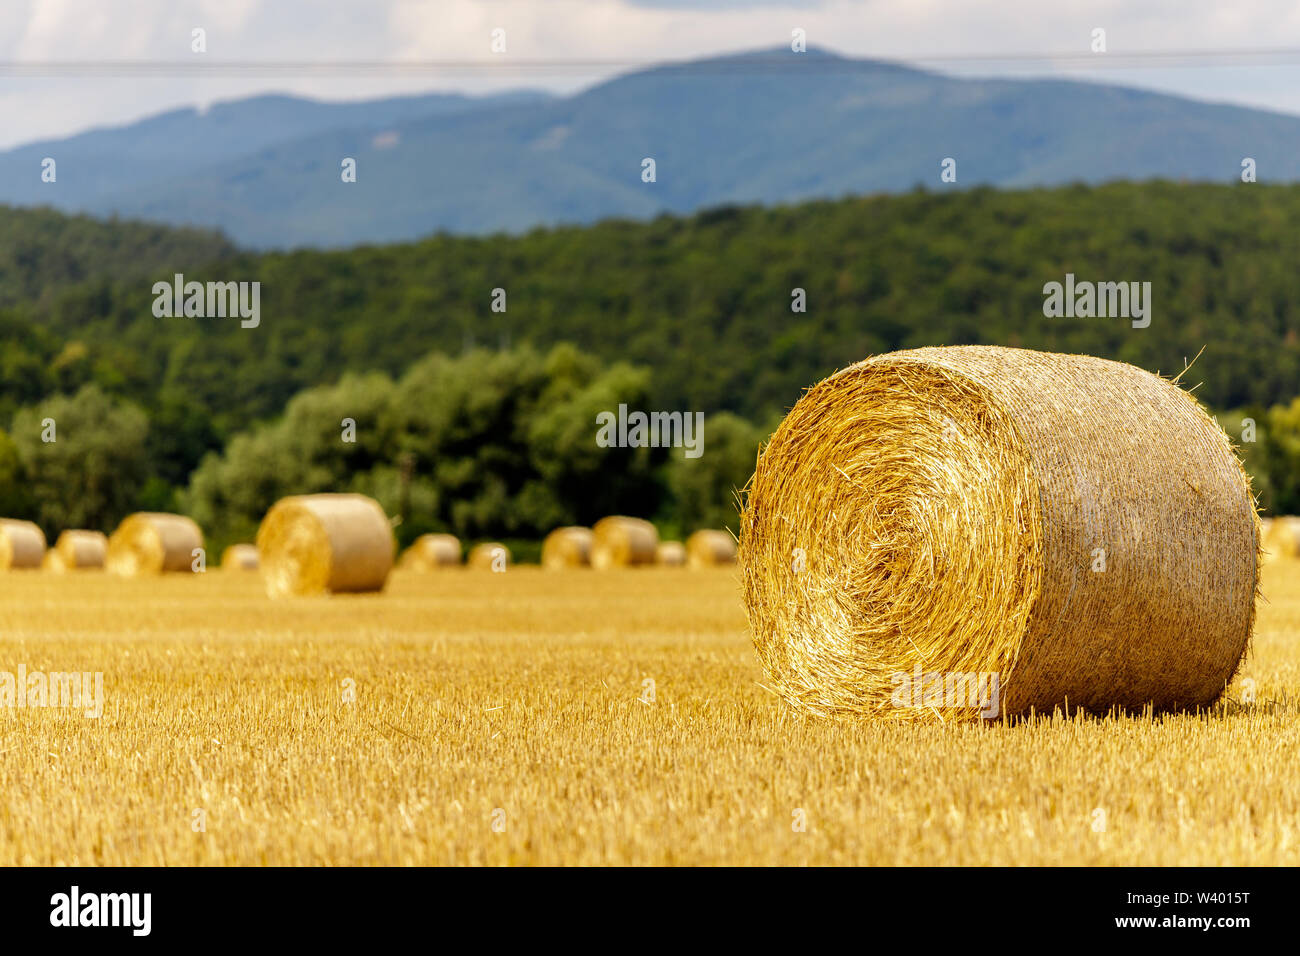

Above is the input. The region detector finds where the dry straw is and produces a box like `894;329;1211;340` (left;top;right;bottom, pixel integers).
542;527;593;569
467;542;510;570
221;543;259;571
1263;516;1300;560
45;530;108;572
401;533;462;569
591;516;658;569
0;519;46;570
656;541;687;566
257;494;394;597
739;345;1259;722
107;513;204;576
686;529;737;568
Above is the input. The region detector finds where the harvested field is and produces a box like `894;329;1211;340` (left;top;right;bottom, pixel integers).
0;562;1296;865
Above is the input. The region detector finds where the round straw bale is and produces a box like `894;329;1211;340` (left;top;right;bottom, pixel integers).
401;533;461;569
686;529;737;568
591;516;659;569
49;530;108;571
257;494;394;596
1263;516;1300;560
468;542;511;570
107;513;205;576
739;345;1258;721
656;541;687;566
542;527;593;569
0;519;46;569
221;543;259;570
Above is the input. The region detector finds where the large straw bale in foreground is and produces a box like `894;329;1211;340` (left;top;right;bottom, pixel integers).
686;529;737;568
0;519;45;569
221;543;259;571
401;533;461;569
468;542;511;570
107;513;204;576
656;541;687;566
45;530;108;572
257;494;394;596
1263;516;1300;560
740;346;1258;721
542;527;593;569
591;517;658;569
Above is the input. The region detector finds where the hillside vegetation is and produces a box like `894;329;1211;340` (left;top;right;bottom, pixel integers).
3;181;1300;539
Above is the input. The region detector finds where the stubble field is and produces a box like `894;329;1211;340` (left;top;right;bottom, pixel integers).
1;562;1297;865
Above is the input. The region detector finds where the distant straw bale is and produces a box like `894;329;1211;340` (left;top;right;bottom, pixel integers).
221;543;259;571
542;527;593;569
0;519;45;570
46;530;108;572
656;541;687;566
107;513;204;576
686;530;737;568
257;494;394;596
468;542;511;570
591;517;658;569
1263;516;1300;560
401;533;462;570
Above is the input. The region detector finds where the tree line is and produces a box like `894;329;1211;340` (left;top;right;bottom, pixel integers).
4;180;1300;539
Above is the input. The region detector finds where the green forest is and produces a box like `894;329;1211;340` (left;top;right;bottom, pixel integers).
2;180;1300;550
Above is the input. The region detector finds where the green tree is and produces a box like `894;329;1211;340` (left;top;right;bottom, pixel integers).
664;412;767;536
0;429;31;517
10;385;149;534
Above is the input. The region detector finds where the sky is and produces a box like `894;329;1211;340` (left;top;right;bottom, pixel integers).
3;0;1300;149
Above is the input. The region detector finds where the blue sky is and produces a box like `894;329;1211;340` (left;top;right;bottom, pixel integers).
3;0;1300;149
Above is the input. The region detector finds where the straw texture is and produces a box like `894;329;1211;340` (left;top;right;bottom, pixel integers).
107;513;204;576
686;529;737;568
0;519;46;570
257;494;394;596
46;530;108;572
467;542;511;570
656;541;687;566
591;516;658;569
221;543;259;570
740;345;1258;721
542;527;593;569
401;533;462;569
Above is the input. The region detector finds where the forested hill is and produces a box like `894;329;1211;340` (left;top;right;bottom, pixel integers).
0;207;234;309
8;48;1300;247
5;180;1298;431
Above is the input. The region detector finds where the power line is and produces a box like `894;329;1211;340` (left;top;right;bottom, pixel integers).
4;48;1300;77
